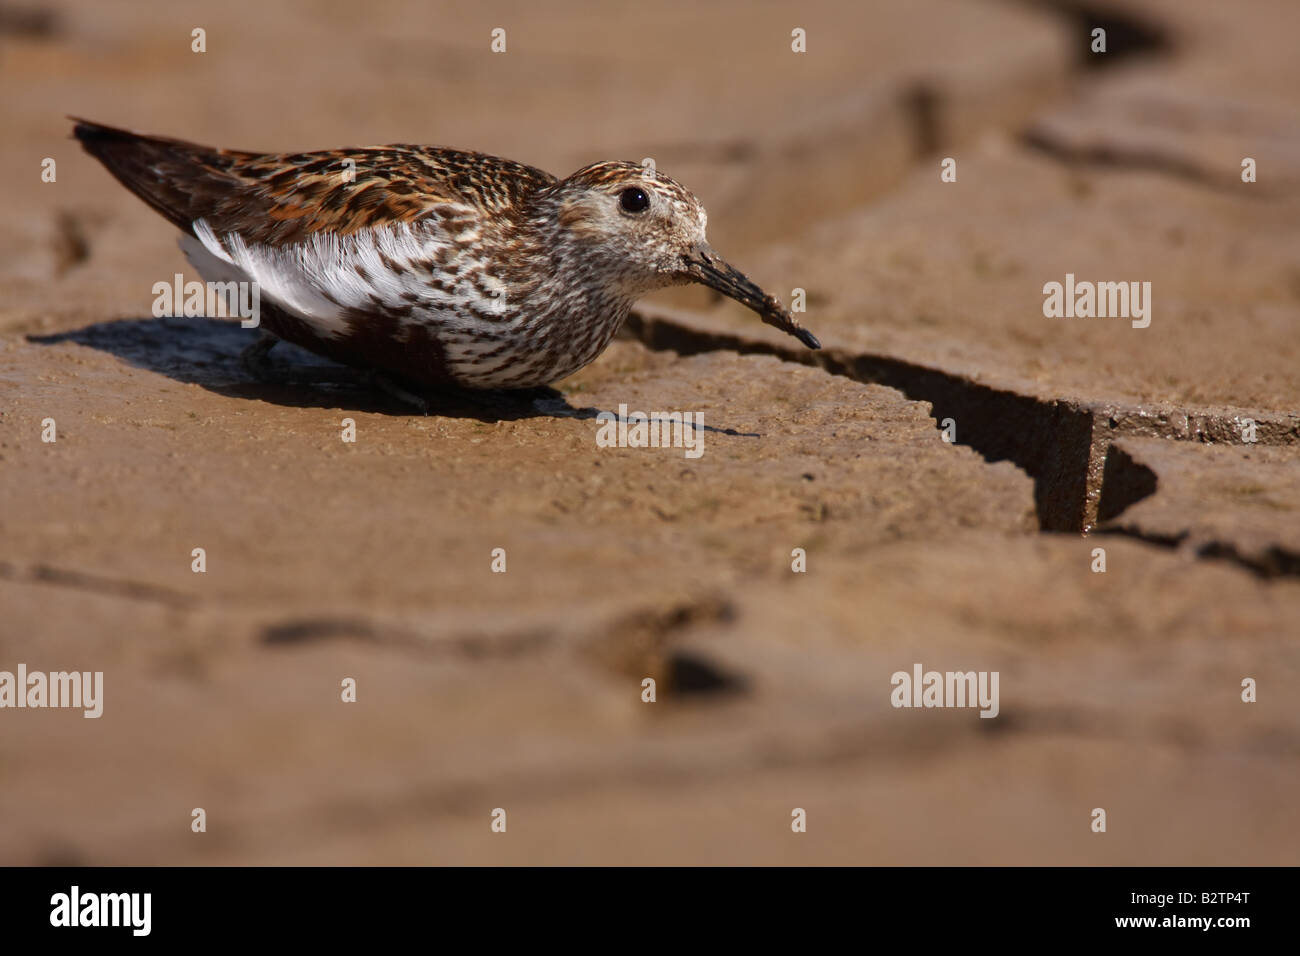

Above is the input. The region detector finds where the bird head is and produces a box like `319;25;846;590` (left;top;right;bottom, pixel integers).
546;161;820;349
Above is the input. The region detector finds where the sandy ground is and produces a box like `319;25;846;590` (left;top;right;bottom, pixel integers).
0;0;1297;864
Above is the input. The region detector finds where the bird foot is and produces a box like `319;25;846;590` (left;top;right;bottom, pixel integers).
239;333;428;412
239;333;357;386
362;371;430;415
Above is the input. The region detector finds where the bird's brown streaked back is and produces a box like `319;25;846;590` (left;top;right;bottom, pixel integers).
71;118;557;246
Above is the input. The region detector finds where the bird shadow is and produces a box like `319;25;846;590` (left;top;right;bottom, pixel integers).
27;316;759;436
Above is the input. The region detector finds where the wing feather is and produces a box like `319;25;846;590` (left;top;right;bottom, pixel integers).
72;117;555;244
75;118;550;338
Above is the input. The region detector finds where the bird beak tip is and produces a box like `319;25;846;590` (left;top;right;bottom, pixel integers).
681;249;821;352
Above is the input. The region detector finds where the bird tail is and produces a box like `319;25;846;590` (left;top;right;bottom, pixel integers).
70;117;250;235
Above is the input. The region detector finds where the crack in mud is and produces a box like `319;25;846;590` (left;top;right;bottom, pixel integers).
259;597;745;692
622;307;1300;579
259;615;553;659
1096;525;1300;581
0;561;198;608
1017;0;1172;69
1095;442;1157;524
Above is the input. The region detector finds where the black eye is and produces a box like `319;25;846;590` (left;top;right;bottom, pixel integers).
619;187;650;213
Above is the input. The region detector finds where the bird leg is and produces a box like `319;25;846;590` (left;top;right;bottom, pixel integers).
239;331;279;380
363;371;430;415
239;332;369;386
240;333;428;413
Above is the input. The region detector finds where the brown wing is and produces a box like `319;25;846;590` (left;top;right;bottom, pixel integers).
71;118;557;246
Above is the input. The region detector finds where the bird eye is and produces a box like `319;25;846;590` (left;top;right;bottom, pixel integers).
619;187;650;213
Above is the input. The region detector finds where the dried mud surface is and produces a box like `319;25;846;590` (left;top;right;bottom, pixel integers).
0;0;1296;864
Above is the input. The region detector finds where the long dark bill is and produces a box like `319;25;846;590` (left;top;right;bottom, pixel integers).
683;247;821;350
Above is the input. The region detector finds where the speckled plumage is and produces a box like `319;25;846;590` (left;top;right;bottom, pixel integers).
72;118;820;391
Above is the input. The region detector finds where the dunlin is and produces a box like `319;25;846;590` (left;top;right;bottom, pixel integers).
73;119;819;402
